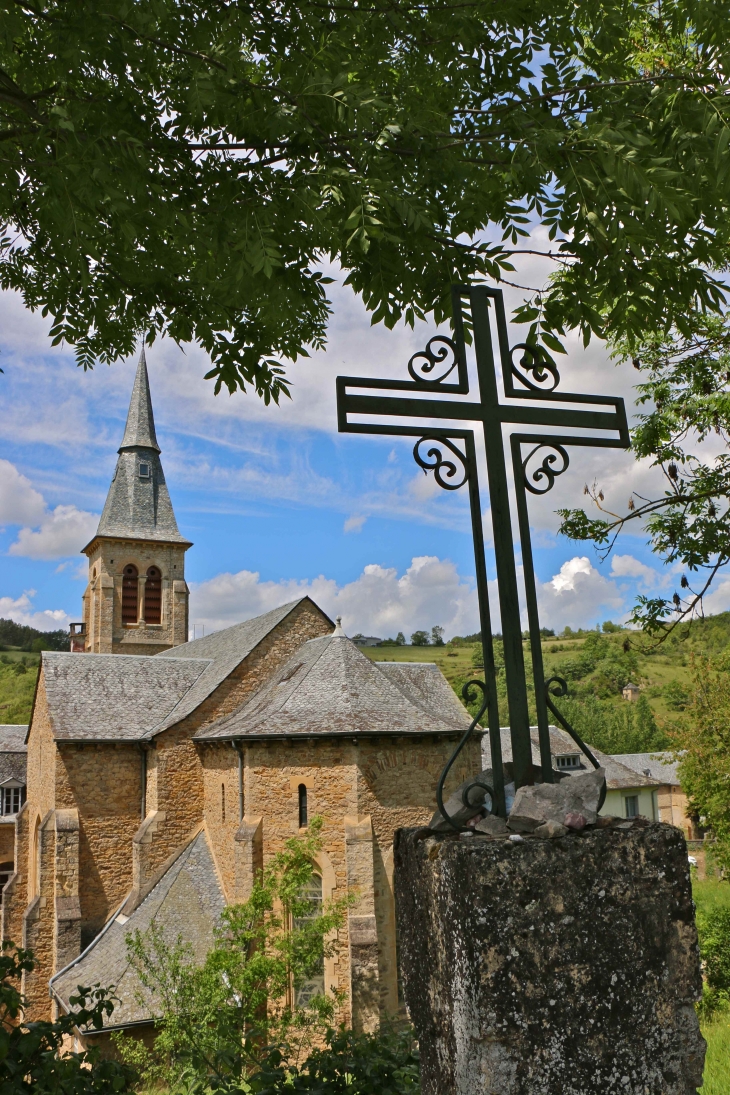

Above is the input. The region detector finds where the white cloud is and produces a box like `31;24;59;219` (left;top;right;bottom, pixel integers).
610;554;667;589
701;574;730;615
0;459;46;526
536;556;625;631
0;459;98;559
189;555;480;640
343;515;367;534
0;591;71;632
8;503;98;560
190;552;636;640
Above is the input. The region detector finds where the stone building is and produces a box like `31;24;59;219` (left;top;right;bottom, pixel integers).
3;353;479;1040
0;725;27;890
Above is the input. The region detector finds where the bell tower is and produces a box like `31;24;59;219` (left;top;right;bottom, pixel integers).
80;347;192;655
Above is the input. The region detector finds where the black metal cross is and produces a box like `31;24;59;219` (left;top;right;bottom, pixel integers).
337;284;629;817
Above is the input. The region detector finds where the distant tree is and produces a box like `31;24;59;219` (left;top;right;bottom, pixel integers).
664;679;690;711
0;619;67;652
396;632;406;646
431;626;445;647
410;631;430;647
602;620;622;633
672;654;730;873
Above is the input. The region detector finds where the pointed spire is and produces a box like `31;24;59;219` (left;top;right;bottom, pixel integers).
86;346;191;548
119;344;161;453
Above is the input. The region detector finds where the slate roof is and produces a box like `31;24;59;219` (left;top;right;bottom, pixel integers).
51;830;225;1029
0;725;27;785
614;751;681;786
197;635;473;740
36;600;329;743
88;348;190;548
40;652;211;742
0;725;27;753
154;598;329;734
488;726;661;790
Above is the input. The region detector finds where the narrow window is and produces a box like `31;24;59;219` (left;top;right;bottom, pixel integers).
139;462;151;478
145;566;162;625
221;783;226;822
122;565;139;624
298;784;308;829
624;795;639;819
293;873;324;1006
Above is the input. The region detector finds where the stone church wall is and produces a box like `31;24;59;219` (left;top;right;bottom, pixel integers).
55;743;142;946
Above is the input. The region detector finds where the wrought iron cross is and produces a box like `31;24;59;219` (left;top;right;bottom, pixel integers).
337;284;629;817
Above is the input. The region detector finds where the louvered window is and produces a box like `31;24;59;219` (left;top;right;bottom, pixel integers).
145;566;162;624
122;565;139;624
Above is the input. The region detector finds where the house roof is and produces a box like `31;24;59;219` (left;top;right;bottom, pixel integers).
39;652;211;742
36;600;326;743
491;726;661;790
153;598;330;734
87;347;190;549
613;751;681;786
0;725;27;753
0;726;27;785
50;829;225;1029
196;637;472;741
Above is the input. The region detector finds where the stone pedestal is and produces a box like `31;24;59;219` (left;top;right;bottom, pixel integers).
394;822;705;1095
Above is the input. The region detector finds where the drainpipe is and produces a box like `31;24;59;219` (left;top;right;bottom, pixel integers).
139;744;149;820
232;740;244;821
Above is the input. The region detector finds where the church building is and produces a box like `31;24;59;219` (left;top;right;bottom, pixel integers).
3;351;478;1041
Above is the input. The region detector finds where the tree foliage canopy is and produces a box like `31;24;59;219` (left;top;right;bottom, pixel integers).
116;818;352;1092
558;314;730;630
3;0;730;399
672;654;730;873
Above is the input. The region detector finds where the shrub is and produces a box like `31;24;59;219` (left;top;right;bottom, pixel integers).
697;907;730;1019
0;941;134;1093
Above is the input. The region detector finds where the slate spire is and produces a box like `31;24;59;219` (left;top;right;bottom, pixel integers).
90;346;190;545
119;345;161;453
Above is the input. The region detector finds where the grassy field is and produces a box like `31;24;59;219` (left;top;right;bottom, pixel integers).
0;654;39;724
694;878;730;1094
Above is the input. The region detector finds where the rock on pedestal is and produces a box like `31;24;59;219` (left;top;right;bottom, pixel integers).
394;823;705;1095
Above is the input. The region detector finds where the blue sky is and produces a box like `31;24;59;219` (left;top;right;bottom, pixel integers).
1;249;719;641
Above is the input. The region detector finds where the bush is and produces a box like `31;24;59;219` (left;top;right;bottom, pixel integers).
253;1025;420;1095
552;694;668;754
697;907;730;1019
0;941;134;1093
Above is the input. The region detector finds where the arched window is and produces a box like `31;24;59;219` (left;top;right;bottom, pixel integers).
122;565;139;624
293;873;324;1007
298;784;308;829
145;566;162;624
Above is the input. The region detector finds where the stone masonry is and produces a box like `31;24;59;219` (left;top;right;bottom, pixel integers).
394;821;705;1095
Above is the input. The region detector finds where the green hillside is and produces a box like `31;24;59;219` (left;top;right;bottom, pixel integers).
0;653;39;725
363;612;730;755
2;611;729;735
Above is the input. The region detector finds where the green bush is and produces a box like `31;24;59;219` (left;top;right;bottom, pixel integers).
0;941;134;1094
253;1025;420;1095
697;907;730;1019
